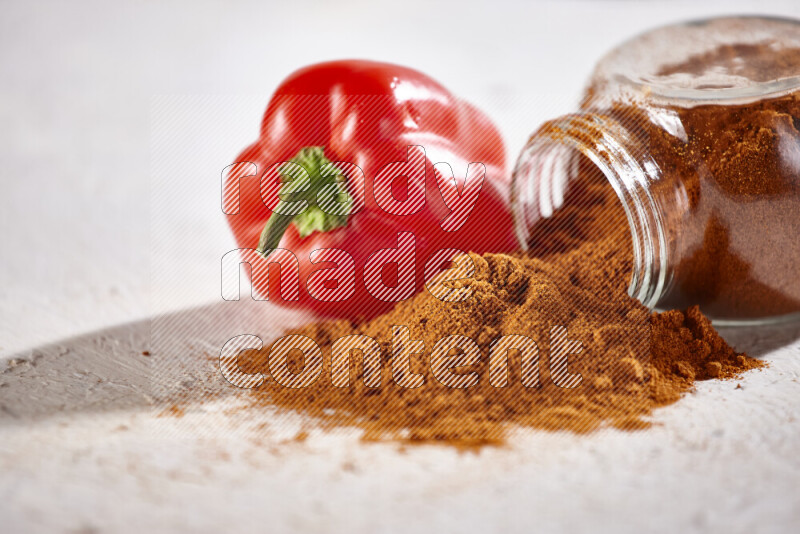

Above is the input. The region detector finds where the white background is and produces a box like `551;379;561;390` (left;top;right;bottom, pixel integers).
1;1;800;533
1;0;797;356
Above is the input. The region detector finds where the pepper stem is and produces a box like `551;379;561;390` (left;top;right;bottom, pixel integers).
256;147;352;257
257;213;295;255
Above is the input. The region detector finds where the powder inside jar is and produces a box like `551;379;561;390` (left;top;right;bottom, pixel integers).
649;89;800;318
582;42;800;319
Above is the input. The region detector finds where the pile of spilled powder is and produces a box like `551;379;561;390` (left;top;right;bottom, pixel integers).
233;160;764;447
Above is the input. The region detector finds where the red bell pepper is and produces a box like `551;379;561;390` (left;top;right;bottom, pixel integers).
224;60;516;320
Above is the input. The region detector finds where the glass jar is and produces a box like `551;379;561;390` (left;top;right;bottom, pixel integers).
512;16;800;324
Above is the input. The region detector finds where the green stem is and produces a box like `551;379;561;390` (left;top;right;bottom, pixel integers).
256;213;295;256
256;147;352;258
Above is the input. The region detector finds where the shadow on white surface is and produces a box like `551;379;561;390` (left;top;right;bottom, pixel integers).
0;299;310;424
1;300;799;425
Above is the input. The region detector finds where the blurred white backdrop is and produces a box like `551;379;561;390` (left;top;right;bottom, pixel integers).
1;0;798;356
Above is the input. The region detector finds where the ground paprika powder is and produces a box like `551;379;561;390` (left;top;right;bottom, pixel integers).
230;160;763;447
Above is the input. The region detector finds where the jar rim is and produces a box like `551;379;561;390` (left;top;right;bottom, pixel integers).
616;74;800;106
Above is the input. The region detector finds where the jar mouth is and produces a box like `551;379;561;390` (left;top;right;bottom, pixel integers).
616;74;800;107
511;115;669;309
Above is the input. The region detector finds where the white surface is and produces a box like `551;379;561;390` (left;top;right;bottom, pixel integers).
1;300;799;533
2;1;800;532
1;308;799;534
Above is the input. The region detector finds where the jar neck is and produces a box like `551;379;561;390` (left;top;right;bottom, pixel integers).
511;112;670;309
